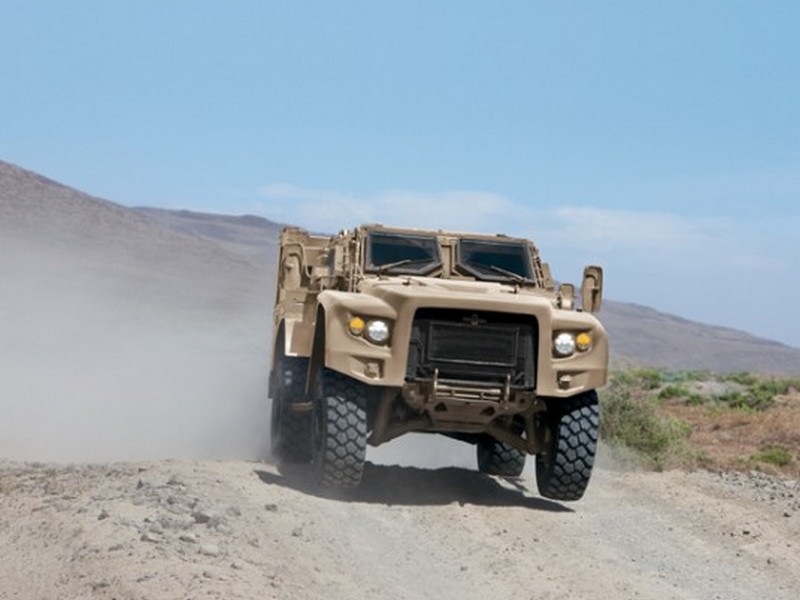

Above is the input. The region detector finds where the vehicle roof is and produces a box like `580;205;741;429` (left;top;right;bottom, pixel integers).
357;223;534;245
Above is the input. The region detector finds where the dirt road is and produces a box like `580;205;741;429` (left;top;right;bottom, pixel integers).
1;449;798;600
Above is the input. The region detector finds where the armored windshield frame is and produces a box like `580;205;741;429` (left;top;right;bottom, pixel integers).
364;231;442;275
456;237;536;283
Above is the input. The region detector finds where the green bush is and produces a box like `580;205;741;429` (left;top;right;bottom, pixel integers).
685;393;707;406
611;368;662;390
602;368;799;471
748;383;779;411
716;390;750;410
658;385;689;400
715;376;799;411
636;368;663;390
662;370;711;384
600;382;690;469
751;446;793;467
720;372;759;387
754;377;800;397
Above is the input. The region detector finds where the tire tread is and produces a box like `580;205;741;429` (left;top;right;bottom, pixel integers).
477;436;526;477
314;370;367;488
536;391;599;501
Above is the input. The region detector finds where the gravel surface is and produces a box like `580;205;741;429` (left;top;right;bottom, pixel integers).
1;458;798;600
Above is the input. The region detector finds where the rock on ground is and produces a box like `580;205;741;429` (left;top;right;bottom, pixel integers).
0;459;798;600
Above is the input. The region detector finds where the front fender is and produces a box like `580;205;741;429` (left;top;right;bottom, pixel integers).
315;291;398;385
316;290;398;322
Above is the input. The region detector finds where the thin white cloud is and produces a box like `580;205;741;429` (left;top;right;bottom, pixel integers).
535;205;792;285
255;183;756;263
258;184;514;233
251;182;799;344
266;187;759;293
544;206;731;249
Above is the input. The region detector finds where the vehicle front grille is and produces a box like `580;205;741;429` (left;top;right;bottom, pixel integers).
406;308;537;387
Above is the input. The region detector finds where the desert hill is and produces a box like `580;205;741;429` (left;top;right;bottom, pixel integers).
141;208;800;375
140;188;799;375
0;160;270;313
0;160;274;463
134;206;283;270
137;190;800;375
4;159;799;375
3;159;800;600
603;300;800;374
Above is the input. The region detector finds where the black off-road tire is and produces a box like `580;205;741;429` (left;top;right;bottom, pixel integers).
270;357;312;464
535;391;599;501
476;435;527;477
312;369;368;489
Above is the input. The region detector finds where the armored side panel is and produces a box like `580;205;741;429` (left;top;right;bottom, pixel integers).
272;227;332;362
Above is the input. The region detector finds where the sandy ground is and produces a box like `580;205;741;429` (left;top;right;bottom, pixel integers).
2;449;798;600
4;165;799;599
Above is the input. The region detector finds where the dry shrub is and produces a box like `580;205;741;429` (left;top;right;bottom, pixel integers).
659;390;800;476
607;368;800;476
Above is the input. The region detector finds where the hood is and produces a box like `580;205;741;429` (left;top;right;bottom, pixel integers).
357;276;557;311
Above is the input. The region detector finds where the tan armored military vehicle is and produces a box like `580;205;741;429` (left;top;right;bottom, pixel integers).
269;224;607;500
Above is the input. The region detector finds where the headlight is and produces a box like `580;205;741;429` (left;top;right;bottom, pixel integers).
553;332;576;357
365;319;390;345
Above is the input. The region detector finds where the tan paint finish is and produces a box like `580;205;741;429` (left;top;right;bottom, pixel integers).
273;224;607;398
271;224;608;451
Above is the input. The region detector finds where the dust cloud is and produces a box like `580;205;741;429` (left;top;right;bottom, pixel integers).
0;241;526;472
0;247;272;463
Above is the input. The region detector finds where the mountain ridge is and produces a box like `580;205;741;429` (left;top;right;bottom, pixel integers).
2;158;798;374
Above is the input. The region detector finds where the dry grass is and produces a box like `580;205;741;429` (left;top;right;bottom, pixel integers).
658;391;800;476
601;369;800;476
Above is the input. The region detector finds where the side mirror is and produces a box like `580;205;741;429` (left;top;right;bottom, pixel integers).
581;266;603;313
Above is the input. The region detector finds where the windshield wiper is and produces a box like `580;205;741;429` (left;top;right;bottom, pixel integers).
488;264;532;284
374;258;434;275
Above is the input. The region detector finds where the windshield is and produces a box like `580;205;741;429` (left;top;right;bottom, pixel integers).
457;238;534;282
366;232;441;275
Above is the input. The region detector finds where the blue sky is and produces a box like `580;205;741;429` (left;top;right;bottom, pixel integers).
2;1;799;347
